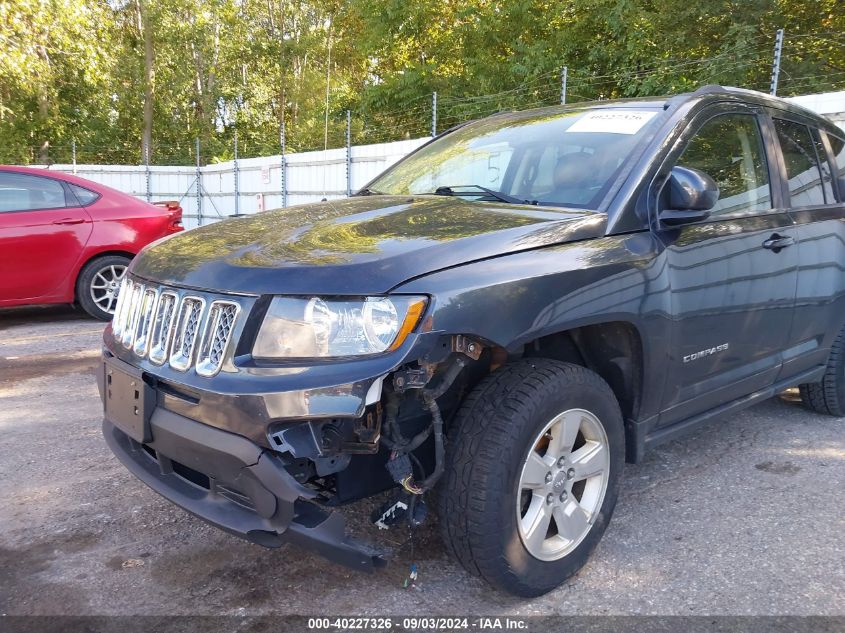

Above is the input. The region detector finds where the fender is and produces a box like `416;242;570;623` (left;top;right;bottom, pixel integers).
395;230;671;423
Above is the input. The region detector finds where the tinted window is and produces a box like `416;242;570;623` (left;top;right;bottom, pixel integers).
70;184;100;206
678;113;771;217
369;107;662;209
0;172;68;213
829;134;845;201
774;119;828;206
810;128;835;203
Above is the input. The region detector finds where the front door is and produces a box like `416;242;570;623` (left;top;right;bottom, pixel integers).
0;171;92;302
654;105;798;426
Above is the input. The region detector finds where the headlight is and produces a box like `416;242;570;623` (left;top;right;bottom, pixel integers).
253;296;427;359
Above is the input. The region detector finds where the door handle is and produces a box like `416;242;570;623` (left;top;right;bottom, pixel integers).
762;233;795;252
52;218;85;225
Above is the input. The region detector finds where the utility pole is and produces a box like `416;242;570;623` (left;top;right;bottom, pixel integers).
560;66;568;105
431;91;438;137
233;130;240;216
71;139;77;175
195;138;203;227
346;109;352;197
770;28;785;96
280;118;287;208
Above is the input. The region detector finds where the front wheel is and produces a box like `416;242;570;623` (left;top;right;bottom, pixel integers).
438;359;624;597
75;255;130;320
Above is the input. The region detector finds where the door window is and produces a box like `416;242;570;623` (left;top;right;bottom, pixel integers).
69;183;100;206
677;113;771;217
0;172;69;213
773;119;827;206
809;128;835;203
829;133;845;202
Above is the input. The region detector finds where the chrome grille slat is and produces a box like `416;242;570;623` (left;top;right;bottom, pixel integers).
110;277;241;375
169;297;205;371
132;287;159;356
149;291;178;365
112;277;131;339
121;282;144;349
196;301;240;377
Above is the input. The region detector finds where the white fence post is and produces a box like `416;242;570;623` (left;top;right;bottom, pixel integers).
346;109;352;197
770;28;785;96
560;67;568;105
280;119;287;208
233;130;240;216
195;138;203;226
431;91;438;137
143;141;151;202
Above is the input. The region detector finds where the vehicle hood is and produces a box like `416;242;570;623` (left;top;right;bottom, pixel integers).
130;195;606;295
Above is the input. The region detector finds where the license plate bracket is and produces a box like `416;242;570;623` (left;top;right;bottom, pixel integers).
103;358;154;444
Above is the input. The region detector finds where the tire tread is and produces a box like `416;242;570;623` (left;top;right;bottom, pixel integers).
800;327;845;416
437;358;621;595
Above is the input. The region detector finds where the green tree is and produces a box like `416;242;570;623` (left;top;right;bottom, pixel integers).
1;0;842;166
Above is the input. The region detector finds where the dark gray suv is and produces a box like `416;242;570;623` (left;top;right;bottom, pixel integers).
99;85;845;596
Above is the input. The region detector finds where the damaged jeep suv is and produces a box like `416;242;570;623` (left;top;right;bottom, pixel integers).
100;86;845;596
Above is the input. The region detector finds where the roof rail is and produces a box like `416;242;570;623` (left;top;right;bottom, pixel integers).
691;84;726;96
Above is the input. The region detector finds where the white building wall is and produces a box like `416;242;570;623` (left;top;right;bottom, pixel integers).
787;90;845;131
41;137;429;229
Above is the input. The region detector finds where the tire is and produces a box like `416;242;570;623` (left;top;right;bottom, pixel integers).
799;327;845;416
75;255;131;321
437;358;625;597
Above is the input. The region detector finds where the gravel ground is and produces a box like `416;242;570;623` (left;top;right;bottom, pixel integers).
1;306;843;617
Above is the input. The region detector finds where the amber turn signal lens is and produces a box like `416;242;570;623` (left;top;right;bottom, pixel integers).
388;298;427;351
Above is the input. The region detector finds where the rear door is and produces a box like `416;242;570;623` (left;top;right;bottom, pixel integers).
0;171;92;302
654;103;799;426
768;115;845;378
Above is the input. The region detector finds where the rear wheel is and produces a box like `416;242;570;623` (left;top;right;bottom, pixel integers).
76;255;130;320
799;326;845;416
438;359;624;596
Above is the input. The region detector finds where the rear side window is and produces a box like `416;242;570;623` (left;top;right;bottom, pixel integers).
677;113;771;217
70;183;100;206
0;172;68;213
830;134;845;201
809;128;835;202
773;119;827;206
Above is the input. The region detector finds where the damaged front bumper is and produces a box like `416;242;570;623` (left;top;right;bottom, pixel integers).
103;401;388;570
98;276;442;570
99;321;444;570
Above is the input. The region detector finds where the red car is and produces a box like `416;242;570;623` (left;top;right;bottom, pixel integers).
0;166;183;320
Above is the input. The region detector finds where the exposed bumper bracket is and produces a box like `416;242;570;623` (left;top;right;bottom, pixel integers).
103;410;388;571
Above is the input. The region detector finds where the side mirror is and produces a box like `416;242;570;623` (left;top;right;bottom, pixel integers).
659;166;719;226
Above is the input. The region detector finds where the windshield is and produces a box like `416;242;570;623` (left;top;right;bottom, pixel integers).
368;106;663;209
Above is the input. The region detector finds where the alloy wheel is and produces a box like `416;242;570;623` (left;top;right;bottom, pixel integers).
516;408;610;561
89;264;127;315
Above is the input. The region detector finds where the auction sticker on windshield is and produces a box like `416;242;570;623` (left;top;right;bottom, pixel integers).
566;110;657;134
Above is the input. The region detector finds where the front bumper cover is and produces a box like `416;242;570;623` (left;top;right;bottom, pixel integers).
102;323;441;448
99;297;444;568
103;406;387;570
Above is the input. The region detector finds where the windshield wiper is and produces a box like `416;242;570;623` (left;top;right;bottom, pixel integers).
433;185;533;205
354;187;385;196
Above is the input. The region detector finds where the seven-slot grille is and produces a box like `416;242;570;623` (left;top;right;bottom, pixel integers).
112;278;240;376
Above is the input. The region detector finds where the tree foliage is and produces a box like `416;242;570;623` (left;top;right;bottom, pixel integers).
1;0;842;165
